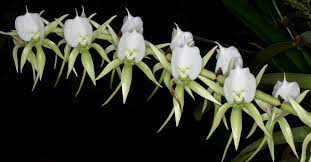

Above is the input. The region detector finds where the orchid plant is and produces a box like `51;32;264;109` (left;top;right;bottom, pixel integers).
1;6;311;162
0;7;67;90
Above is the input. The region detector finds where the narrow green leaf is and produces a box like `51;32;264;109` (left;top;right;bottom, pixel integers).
102;82;122;106
256;64;268;86
296;90;310;103
96;59;122;80
81;50;96;85
222;133;233;162
231;107;243;150
174;84;184;126
149;43;171;72
54;45;71;87
44;14;68;36
301;133;311;162
288;98;311;128
198;76;224;95
152;62;163;74
136;61;162;87
163;71;172;92
35;45;46;80
234;126;311;162
107;24;118;45
121;64;133;103
75;69;86;97
91;43;111;63
206;103;231;140
185;86;195;101
266;121;275;162
66;48;80;78
42;39;64;60
12;45;19;73
188;80;221;105
20;43;34;72
157;108;174;133
277;117;298;158
244;103;271;139
202;46;218;68
147;70;165;101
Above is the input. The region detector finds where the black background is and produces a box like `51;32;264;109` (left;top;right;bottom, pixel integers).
0;0;272;161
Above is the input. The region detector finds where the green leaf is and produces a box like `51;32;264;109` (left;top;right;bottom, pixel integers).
231;106;243;150
42;39;64;60
107;24;118;45
44;14;68;36
136;61;162;87
184;86;195;101
75;69;86;97
102;82;122;106
202;46;218;68
188;80;220;105
66;48;80;78
147;70;165;101
157;108;174;133
256;64;268;86
277;116;298;158
296;90;310;103
198;76;224;95
301;133;311;162
261;73;311;89
121;64;133;103
173;84;184;126
91;43;111;63
206;103;231;140
244;103;271;139
149;43;171;73
35;45;46;80
152;62;163;74
96;59;122;80
20;42;34;72
222;133;233;162
81;50;96;85
54;45;71;87
12;45;19;73
289;98;311;128
234;126;311;162
251;42;293;67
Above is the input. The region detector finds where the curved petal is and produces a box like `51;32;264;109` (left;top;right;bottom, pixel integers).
215;44;243;75
64;16;93;47
121;9;143;34
117;31;146;62
171;45;202;80
15;12;44;41
170;24;193;50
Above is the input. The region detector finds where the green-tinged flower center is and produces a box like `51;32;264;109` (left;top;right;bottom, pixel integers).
125;48;140;62
233;90;245;104
78;35;89;47
31;29;41;41
177;66;190;81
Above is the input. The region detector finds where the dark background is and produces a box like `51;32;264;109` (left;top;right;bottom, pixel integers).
0;0;275;161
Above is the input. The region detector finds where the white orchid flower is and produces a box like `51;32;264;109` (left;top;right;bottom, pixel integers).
121;9;143;34
64;9;93;47
272;74;300;102
117;30;146;63
223;66;256;104
15;7;45;42
171;45;202;81
170;24;194;51
215;43;243;75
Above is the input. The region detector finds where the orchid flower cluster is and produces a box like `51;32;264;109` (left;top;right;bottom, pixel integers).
2;6;311;162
